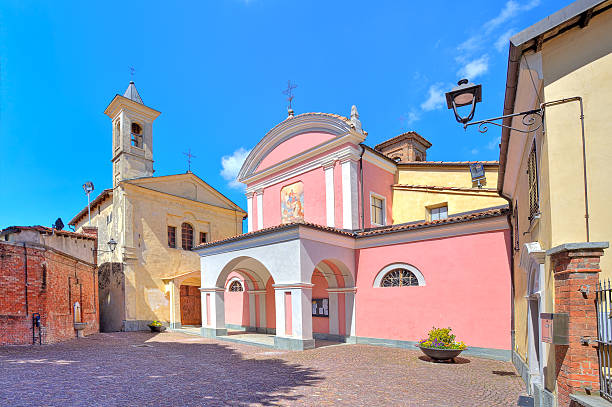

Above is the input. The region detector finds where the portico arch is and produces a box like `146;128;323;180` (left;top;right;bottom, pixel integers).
201;256;277;337
311;258;356;342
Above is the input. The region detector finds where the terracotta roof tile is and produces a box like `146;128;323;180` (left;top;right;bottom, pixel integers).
392;184;499;193
194;205;509;250
398;161;499;166
0;225;97;240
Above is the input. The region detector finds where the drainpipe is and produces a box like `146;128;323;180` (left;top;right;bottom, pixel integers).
499;192;515;357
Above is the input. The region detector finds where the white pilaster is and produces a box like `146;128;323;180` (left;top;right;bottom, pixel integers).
256;190;263;230
249;289;266;330
324;163;335;227
246;192;254;233
327;291;339;335
200;287;225;330
291;286;313;340
274;288;287;337
341;160;359;230
344;290;356;337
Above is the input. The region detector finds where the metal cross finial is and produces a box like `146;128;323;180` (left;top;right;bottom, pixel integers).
183;149;197;173
129;66;135;78
282;80;297;110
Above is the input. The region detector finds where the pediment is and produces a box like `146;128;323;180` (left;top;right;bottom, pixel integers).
237;113;364;184
125;173;244;212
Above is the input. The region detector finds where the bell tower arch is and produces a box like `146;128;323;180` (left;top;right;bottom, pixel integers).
105;81;161;187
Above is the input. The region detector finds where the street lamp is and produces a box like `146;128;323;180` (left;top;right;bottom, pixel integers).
444;78;543;133
445;79;482;125
94;238;118;254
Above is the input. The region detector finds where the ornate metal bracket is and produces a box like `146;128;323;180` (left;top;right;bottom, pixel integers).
464;108;544;134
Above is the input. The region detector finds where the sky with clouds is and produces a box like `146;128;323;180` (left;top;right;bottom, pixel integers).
0;0;572;228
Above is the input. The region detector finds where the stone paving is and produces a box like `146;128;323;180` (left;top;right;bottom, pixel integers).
0;331;526;406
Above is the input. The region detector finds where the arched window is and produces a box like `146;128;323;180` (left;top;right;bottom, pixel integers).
181;223;194;250
131;122;143;148
373;263;425;287
228;280;243;292
381;268;418;287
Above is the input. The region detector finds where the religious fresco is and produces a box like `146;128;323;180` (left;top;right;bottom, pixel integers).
281;182;304;223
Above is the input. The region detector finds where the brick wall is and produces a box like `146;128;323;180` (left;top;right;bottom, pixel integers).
0;241;99;345
551;245;605;406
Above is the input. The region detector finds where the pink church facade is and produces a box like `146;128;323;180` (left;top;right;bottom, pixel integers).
194;109;511;358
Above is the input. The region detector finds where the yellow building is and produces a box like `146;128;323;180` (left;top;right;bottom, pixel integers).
69;82;245;331
374;133;506;223
497;1;612;405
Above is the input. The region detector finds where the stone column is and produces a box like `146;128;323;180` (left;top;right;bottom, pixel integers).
199;287;227;338
273;283;315;350
548;242;608;406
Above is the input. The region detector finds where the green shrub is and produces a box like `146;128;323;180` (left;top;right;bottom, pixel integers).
418;327;466;350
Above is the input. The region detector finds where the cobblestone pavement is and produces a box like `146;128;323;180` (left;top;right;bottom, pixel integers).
0;332;526;406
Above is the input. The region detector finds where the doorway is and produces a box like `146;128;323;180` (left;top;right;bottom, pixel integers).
180;285;202;326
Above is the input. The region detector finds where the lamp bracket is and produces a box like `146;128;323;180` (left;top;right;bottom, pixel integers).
464;108;544;134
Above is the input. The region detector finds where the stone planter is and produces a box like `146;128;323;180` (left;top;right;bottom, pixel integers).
148;325;166;333
417;345;465;361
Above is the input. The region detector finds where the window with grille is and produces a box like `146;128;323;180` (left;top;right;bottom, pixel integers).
229;280;243;292
430;205;448;221
371;196;384;225
181;223;193;250
528;141;539;220
380;268;419;287
167;226;176;248
200;232;207;244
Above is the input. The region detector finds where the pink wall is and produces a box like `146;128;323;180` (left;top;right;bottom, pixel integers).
224;272;250;327
284;292;292;335
354;230;512;350
333;163;343;228
265;277;276;329
261;167;327;228
362;160;394;227
256;132;336;172
311;270;330;334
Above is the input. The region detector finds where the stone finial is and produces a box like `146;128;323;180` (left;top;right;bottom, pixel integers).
350;105;362;133
288;107;294;118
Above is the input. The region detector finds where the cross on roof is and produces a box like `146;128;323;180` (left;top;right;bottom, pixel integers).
183;149;197;173
282;80;297;110
129;66;135;77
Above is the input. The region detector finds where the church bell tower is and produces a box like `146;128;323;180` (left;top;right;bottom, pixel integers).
104;81;161;187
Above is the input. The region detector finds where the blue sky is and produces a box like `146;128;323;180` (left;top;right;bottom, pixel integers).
0;0;572;229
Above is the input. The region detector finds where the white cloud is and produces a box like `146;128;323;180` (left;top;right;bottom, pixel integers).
485;0;540;34
495;28;516;52
420;84;447;111
487;136;502;150
458;55;489;80
400;110;420;127
220;147;251;189
471;148;480;155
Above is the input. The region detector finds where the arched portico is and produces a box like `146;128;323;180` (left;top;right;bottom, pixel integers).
195;226;357;350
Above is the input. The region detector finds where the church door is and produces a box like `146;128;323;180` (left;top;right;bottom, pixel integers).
180;285;202;326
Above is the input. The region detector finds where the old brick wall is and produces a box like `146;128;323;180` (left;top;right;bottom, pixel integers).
0;241;99;345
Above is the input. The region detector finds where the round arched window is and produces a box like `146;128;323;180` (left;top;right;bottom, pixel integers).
380;268;419;287
229;280;243;292
181;222;194;250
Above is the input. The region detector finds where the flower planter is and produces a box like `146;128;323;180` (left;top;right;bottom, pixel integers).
148;325;166;333
417;345;465;361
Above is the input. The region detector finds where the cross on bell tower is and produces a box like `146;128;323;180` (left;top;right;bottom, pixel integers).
283;80;297;118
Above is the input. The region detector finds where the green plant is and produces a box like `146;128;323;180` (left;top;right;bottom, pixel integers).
149;320;163;327
419;327;466;350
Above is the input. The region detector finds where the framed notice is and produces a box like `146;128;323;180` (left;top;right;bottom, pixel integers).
312;298;329;317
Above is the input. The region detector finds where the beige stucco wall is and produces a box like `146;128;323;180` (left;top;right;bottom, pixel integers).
75;177;245;328
509;9;612;394
393;165;505;223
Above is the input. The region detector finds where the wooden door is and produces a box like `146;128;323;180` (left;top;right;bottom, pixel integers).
180;285;202;326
